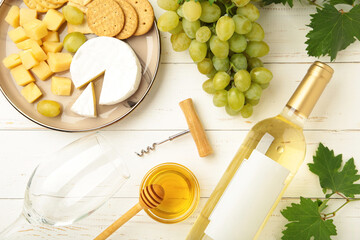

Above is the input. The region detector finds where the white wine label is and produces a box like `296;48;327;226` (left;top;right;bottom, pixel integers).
205;150;290;240
256;133;274;154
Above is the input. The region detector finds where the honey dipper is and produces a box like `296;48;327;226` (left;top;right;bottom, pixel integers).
135;98;213;158
94;184;165;240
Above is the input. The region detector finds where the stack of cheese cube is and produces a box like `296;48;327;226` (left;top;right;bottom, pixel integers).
2;6;73;104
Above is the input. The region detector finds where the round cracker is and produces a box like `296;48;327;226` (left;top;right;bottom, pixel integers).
124;0;154;36
87;0;125;37
36;3;51;12
115;0;138;39
23;0;37;9
46;0;69;4
34;0;64;9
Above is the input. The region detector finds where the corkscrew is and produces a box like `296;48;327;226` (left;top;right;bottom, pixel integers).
135;98;213;158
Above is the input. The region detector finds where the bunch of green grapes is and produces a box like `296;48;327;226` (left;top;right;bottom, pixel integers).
157;0;272;117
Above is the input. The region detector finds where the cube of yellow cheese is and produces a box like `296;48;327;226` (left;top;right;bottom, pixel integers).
23;19;48;40
42;31;59;42
19;50;39;70
21;82;42;103
10;65;35;86
43;41;63;53
31;44;48;61
19;8;37;27
43;9;65;31
5;6;20;28
47;52;72;72
2;54;22;69
16;39;42;50
31;61;53;81
8;27;28;43
51;77;72;96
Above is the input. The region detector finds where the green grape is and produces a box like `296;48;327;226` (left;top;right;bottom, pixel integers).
196;26;211;43
213;90;228;107
182;19;201;39
229;33;247;53
234;69;251;92
245;41;269;57
245;83;262;100
197;58;213;74
177;5;184;17
183;0;202;22
228;87;245;111
200;2;221;23
230;54;247;71
248;57;263;70
236;3;260;22
231;0;250;7
63;32;87;53
206;68;217;78
203;79;216;94
63;5;84;25
240;103;253;118
157;11;179;32
246;98;259;106
260;83;270;89
212;56;230;71
250;67;273;84
232;15;252;34
245;22;264;41
37;100;61;117
189;40;207;62
169;21;183;34
157;0;179;11
213;71;231;90
216;16;235;41
225;105;241;116
210;36;229;59
170;32;191;52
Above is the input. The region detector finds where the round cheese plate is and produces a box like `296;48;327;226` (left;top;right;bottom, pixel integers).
0;0;161;131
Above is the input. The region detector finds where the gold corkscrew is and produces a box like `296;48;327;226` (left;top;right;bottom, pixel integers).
135;99;213;158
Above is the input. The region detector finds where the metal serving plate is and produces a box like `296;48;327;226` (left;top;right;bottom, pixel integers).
0;0;161;131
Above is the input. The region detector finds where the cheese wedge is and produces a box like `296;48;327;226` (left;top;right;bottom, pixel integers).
70;37;141;105
71;82;96;117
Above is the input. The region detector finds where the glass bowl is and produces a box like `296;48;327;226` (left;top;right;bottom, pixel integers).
140;163;200;224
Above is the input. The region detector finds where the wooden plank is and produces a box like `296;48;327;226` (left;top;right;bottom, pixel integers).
154;2;360;64
0;198;359;239
0;63;358;131
0;130;359;199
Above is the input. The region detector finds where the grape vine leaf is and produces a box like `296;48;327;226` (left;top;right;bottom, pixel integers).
262;0;294;7
306;4;360;61
308;143;360;198
328;0;355;5
281;197;337;240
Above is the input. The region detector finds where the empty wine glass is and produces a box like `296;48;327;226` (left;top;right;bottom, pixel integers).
0;133;130;239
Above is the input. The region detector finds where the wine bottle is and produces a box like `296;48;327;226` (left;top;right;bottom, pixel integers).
187;61;334;240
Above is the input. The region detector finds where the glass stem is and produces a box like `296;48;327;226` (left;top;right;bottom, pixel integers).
0;213;34;239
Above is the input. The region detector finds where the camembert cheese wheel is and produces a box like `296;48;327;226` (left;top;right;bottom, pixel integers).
70;37;142;105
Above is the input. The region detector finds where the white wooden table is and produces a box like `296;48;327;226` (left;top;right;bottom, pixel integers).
1;2;360;239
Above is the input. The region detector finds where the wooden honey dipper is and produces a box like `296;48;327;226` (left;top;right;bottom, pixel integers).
94;184;165;240
135;98;213;158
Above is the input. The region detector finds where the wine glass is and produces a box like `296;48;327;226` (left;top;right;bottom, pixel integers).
0;133;130;239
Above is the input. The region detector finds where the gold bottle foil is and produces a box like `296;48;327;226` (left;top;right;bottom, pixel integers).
286;61;334;118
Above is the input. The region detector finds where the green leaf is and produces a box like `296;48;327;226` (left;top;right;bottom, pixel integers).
308;143;360;197
328;0;354;5
281;197;337;240
262;0;294;7
306;4;360;61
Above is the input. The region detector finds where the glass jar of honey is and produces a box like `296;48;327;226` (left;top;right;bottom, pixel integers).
140;163;200;223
